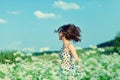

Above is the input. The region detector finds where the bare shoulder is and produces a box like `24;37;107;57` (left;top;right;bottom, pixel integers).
68;44;75;51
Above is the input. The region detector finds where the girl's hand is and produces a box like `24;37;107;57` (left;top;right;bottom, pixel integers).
77;62;82;70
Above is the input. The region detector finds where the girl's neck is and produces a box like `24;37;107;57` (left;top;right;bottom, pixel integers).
62;39;70;47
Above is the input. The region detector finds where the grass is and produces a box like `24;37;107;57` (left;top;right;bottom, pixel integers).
0;46;120;80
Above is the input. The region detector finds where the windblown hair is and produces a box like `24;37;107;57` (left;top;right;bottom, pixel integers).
55;24;81;42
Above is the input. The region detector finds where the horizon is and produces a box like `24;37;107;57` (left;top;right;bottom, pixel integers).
0;0;120;51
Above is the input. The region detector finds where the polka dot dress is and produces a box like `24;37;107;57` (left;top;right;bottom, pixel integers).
58;45;76;80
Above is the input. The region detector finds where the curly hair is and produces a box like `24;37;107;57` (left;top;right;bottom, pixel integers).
55;24;81;42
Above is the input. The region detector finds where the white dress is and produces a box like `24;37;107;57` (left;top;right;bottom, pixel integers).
58;44;76;80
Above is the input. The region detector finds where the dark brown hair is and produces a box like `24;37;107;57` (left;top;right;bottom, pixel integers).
55;24;81;42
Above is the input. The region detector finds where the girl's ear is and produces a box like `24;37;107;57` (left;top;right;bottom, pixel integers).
61;34;65;38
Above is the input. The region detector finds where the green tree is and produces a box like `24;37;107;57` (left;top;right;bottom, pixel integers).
114;32;120;54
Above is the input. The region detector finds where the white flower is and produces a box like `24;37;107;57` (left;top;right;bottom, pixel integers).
8;64;15;69
39;47;49;52
3;77;10;80
113;52;119;56
89;50;96;54
85;51;90;55
26;53;32;56
98;48;105;52
5;59;11;62
89;45;97;49
51;53;58;57
13;51;22;56
31;56;38;61
25;75;32;80
20;53;25;57
76;47;82;50
15;57;22;61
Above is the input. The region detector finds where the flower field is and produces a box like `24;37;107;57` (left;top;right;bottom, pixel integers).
0;47;120;80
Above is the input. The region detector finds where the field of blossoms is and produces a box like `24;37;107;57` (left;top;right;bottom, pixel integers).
0;46;120;80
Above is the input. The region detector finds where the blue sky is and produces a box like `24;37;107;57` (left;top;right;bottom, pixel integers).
0;0;120;51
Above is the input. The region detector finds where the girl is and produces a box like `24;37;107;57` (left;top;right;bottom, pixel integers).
55;24;82;80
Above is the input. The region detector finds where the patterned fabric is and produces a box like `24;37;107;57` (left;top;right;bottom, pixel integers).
58;44;76;80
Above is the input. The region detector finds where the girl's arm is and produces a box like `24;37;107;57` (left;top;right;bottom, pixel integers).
69;44;81;67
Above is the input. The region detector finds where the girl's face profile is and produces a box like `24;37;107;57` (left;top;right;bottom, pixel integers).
59;32;64;40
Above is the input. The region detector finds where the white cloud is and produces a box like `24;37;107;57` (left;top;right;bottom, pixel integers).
0;18;7;24
39;47;50;52
7;10;20;15
54;1;80;10
34;10;56;19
